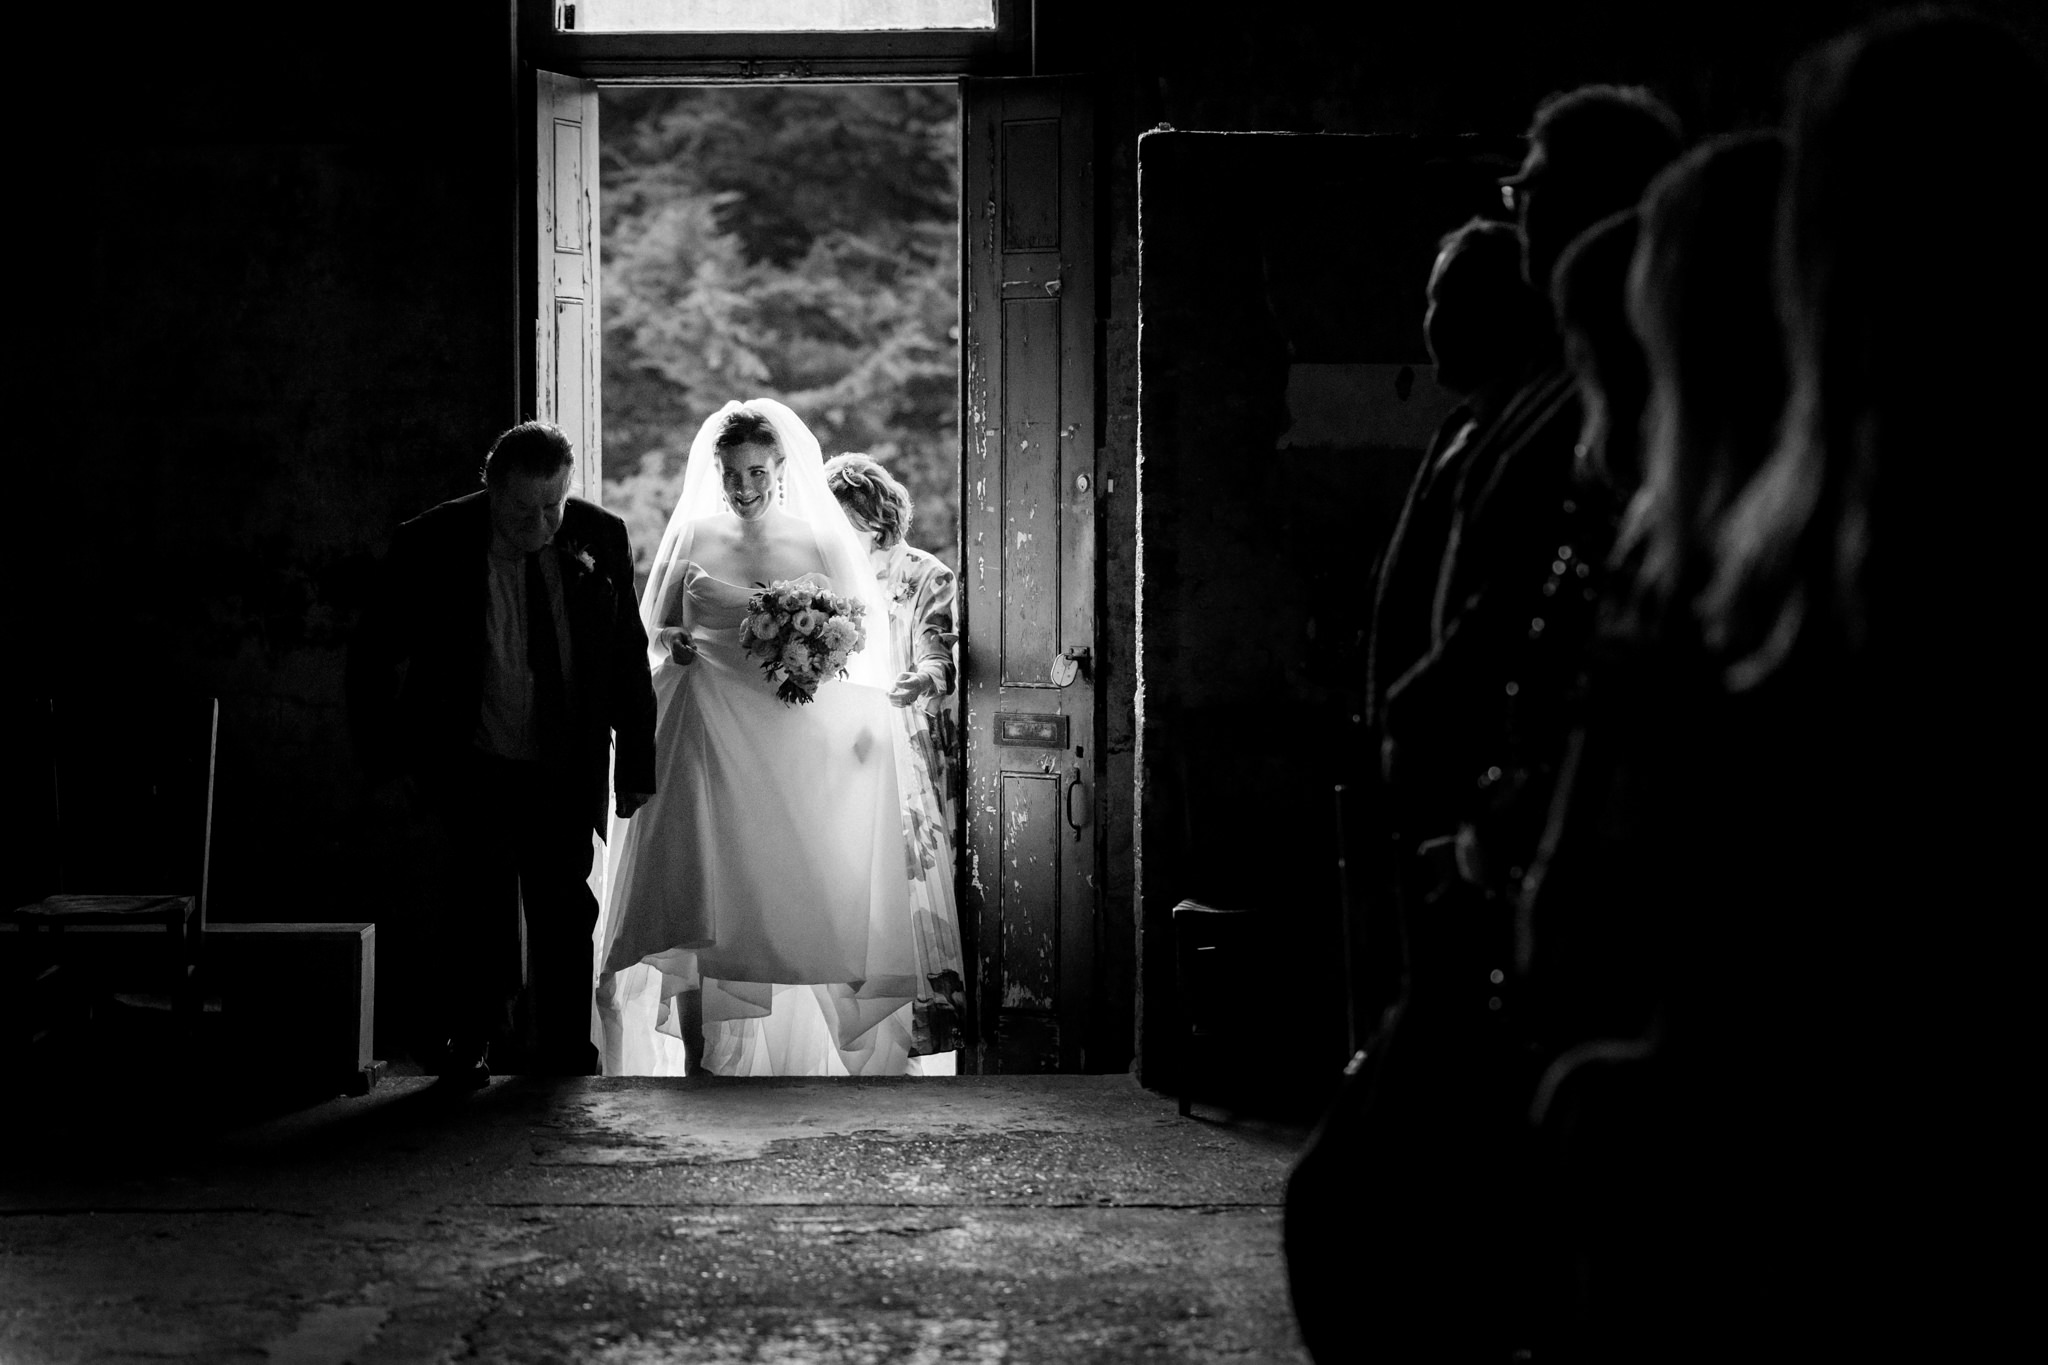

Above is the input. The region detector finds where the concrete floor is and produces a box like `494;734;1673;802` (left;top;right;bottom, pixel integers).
0;1074;1313;1364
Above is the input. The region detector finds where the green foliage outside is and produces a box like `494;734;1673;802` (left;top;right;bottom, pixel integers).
599;85;962;585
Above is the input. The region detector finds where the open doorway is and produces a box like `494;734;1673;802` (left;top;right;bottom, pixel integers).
596;83;962;588
587;83;970;1076
539;68;1103;1075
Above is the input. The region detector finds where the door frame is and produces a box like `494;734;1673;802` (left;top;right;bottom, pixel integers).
517;0;1032;431
518;0;1031;82
521;15;1127;1071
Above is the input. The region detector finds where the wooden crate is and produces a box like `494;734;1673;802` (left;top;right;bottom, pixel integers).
205;923;385;1095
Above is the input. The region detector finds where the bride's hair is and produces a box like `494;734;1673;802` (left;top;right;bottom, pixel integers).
714;406;780;452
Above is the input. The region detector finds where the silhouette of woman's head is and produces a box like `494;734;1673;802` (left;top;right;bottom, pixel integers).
1619;133;1787;631
1552;209;1647;499
1709;10;2048;681
1424;218;1547;397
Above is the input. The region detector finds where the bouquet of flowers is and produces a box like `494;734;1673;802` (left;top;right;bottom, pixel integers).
740;578;869;706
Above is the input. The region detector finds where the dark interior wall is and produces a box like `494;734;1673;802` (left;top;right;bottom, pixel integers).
1044;0;2048;1090
18;6;519;992
1132;131;1512;1098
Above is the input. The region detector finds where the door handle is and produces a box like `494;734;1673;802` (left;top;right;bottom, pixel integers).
1050;645;1090;687
1066;766;1087;841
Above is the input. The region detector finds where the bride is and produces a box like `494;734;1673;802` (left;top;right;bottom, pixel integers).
592;398;922;1076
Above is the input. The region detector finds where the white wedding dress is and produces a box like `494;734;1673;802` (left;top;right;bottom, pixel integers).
591;399;923;1077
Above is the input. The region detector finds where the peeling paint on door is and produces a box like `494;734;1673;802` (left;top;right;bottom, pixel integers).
962;79;1097;1074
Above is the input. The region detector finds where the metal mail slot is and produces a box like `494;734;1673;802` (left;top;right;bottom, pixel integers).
996;712;1069;748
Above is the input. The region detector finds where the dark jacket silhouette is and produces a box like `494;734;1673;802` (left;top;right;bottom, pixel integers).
350;491;657;834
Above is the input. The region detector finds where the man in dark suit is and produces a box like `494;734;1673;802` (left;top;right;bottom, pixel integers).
350;421;657;1083
1385;85;1681;905
1283;89;1684;1365
1285;217;1551;1365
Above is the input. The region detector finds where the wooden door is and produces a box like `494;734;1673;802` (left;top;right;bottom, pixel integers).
960;77;1097;1072
536;70;602;500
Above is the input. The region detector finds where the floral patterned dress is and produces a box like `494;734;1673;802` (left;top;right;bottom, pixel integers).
876;543;968;1057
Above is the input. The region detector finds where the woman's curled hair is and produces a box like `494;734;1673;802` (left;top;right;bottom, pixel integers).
823;453;913;550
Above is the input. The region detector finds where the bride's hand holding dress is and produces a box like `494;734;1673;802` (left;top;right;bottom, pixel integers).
651;562;706;667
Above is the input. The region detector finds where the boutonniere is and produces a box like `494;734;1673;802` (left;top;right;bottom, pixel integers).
558;540;597;574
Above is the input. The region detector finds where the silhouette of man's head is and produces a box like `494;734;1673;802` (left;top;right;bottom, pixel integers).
1505;84;1684;299
1425;218;1547;397
483;421;574;556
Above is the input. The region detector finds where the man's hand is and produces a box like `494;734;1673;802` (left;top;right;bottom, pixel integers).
616;791;654;819
887;669;937;708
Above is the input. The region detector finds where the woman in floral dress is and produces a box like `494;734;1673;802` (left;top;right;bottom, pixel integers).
825;453;967;1068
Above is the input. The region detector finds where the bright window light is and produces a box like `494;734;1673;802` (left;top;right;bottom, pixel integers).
562;1;996;32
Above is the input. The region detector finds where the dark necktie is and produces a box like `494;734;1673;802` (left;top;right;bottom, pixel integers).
525;551;568;764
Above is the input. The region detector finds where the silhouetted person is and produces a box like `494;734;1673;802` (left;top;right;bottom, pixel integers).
1695;12;2047;1355
1293;84;1677;1365
1344;220;1551;1043
1480;206;1654;1053
1457;210;1651;912
1554;211;1650;503
1384;85;1681;907
349;422;657;1084
1366;221;1552;748
1513;132;1788;1362
1284;222;1551;1365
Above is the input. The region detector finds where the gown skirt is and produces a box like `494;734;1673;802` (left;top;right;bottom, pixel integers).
593;606;920;1076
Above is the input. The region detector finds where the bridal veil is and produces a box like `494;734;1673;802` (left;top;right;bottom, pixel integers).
636;397;894;691
590;398;917;1076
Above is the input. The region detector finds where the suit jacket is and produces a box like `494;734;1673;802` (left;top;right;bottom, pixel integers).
348;492;658;837
1381;359;1581;840
1364;401;1479;740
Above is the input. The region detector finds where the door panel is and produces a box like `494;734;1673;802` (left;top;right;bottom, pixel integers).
536;70;602;500
1000;294;1063;687
961;76;1096;1073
